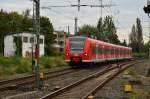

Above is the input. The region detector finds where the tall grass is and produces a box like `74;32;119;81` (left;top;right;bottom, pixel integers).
0;55;67;77
133;53;148;58
0;56;32;76
40;56;67;68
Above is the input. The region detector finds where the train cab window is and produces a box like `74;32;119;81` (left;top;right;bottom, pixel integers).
69;37;86;53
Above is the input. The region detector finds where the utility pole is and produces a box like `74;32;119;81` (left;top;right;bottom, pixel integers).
78;0;80;11
68;26;70;36
75;17;78;35
100;0;103;34
32;0;36;73
42;1;115;36
33;0;41;89
143;0;150;76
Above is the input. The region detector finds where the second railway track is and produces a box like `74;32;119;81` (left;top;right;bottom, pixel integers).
0;67;77;91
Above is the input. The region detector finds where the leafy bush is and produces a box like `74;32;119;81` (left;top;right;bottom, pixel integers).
40;56;67;68
133;53;148;58
0;55;67;76
16;59;32;73
0;56;32;76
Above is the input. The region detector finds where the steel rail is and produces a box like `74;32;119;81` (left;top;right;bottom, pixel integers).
0;68;75;91
40;60;137;99
81;60;143;99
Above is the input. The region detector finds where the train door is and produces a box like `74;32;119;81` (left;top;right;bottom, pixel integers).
96;43;99;61
113;47;115;58
102;45;105;59
99;44;102;59
113;47;115;59
109;47;111;59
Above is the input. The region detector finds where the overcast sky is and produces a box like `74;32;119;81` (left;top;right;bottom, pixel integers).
0;0;149;43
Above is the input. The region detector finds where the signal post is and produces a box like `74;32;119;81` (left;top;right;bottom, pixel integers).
143;0;150;76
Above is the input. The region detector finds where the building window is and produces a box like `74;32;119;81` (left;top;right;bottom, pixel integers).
30;37;34;43
23;37;28;43
59;41;63;46
40;38;43;44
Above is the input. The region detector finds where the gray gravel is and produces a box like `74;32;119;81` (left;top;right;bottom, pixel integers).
94;59;150;99
1;64;107;99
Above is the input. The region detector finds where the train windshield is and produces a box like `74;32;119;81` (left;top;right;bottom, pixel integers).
69;37;86;53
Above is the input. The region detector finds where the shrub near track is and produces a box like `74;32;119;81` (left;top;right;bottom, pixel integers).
0;56;32;76
0;56;67;78
40;56;67;68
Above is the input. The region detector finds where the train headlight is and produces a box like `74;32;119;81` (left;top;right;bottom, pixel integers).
84;53;88;56
66;53;69;56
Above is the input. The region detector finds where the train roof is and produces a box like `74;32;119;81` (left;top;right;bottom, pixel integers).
69;36;132;50
87;37;132;50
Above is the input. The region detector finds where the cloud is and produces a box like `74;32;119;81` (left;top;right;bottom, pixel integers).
0;0;149;42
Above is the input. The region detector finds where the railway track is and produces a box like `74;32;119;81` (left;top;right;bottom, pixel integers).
0;67;77;91
0;59;140;99
40;60;142;99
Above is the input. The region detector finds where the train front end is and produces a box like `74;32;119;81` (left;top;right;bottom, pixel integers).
65;36;90;67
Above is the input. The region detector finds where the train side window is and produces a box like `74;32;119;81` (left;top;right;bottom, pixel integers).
106;48;108;54
108;47;111;54
115;49;117;54
120;49;122;55
105;48;106;54
107;48;109;54
113;48;115;55
92;46;97;54
102;47;104;54
99;46;102;55
113;48;114;55
111;48;113;55
104;48;106;54
109;48;111;54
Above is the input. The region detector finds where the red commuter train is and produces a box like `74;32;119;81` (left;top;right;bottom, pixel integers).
65;36;132;67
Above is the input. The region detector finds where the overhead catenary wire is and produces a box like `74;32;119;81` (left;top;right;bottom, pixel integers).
41;7;74;20
41;0;116;35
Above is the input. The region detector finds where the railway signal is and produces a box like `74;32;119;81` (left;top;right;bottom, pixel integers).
143;0;150;76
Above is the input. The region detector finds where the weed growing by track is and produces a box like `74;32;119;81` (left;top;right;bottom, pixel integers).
0;55;67;78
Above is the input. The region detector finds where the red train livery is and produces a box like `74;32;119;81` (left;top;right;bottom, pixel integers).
65;36;132;66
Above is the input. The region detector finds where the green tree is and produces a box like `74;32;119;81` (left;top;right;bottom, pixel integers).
129;24;137;52
0;10;7;54
121;39;127;46
143;41;149;55
0;9;54;56
21;9;32;32
78;24;99;38
136;18;144;53
129;18;144;53
97;17;104;40
40;17;54;55
102;16;120;44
